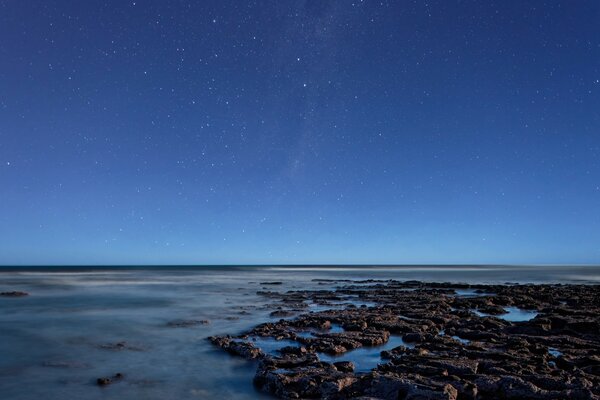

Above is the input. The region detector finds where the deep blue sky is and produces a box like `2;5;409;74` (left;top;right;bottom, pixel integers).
0;1;599;265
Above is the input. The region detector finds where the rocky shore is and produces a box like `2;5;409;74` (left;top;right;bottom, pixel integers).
209;280;600;399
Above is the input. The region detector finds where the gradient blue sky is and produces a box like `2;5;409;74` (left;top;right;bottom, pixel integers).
1;1;599;265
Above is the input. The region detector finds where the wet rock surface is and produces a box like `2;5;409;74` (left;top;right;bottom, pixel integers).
209;280;600;399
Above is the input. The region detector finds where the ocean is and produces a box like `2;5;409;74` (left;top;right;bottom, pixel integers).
1;265;598;399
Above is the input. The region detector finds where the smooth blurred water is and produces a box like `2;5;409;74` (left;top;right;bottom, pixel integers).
0;265;598;399
500;306;539;322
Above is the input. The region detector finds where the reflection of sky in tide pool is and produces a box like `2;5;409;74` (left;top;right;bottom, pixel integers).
439;329;470;344
248;327;414;374
451;335;470;344
549;348;562;357
308;299;377;312
474;307;538;322
248;337;298;356
453;289;494;297
295;324;345;339
318;335;413;373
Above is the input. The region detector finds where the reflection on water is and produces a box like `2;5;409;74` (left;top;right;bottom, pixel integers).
548;347;562;357
474;306;538;322
451;335;470;344
501;307;538;322
318;335;413;373
308;299;376;312
249;337;297;356
295;323;344;339
0;265;598;399
454;289;494;297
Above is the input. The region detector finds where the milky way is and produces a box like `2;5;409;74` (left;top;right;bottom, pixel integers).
0;1;599;265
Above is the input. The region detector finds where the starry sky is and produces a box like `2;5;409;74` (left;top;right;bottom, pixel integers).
1;1;599;266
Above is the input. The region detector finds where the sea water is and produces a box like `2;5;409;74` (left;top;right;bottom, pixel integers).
0;265;598;399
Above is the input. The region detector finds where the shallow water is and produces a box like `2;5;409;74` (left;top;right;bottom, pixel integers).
549;347;563;357
308;299;377;312
474;306;538;322
318;334;412;373
454;288;494;297
501;306;539;322
295;323;345;339
249;337;298;356
451;335;471;344
0;265;598;399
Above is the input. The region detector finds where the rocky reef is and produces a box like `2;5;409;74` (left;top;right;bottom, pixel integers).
209;280;600;399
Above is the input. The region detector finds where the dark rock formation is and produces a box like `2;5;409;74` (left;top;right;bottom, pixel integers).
208;281;600;399
208;336;265;359
96;373;124;386
0;291;29;297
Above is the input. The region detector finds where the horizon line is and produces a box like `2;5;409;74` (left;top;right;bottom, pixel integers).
1;263;599;268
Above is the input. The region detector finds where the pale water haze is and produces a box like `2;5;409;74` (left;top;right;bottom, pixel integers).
1;266;598;399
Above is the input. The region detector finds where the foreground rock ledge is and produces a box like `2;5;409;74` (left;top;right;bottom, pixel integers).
209;281;600;399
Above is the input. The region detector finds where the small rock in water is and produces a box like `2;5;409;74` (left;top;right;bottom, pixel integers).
208;336;265;359
0;291;29;297
166;319;210;328
97;377;111;386
96;373;124;386
98;341;145;351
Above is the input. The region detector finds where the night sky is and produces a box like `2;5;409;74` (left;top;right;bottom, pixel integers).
1;1;599;265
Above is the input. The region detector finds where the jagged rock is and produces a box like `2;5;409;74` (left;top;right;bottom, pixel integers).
208;336;264;359
333;361;355;372
208;281;600;399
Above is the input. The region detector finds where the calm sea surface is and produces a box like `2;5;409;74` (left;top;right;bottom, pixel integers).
1;265;598;399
